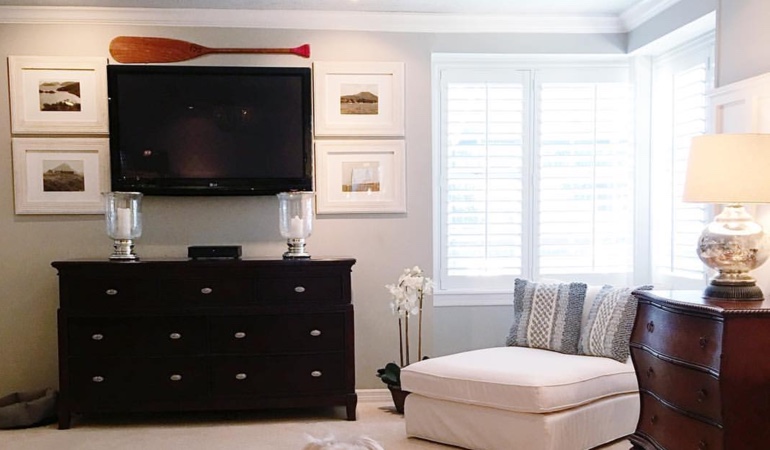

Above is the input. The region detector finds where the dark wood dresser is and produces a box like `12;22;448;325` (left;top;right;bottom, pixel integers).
52;258;356;429
629;290;770;450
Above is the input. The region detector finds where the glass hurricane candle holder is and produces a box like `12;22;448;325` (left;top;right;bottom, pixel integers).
277;191;314;259
104;191;143;260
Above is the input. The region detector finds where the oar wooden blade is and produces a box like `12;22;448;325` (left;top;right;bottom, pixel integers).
109;36;311;63
109;36;207;63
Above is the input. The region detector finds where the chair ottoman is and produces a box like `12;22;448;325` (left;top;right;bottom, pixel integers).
401;346;639;450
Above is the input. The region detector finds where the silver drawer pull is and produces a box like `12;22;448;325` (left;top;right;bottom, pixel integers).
201;287;213;295
235;373;247;380
169;333;182;340
234;332;246;339
310;329;322;337
294;286;306;293
105;289;118;296
699;336;708;348
646;321;654;333
91;333;104;341
311;370;322;378
170;374;182;381
92;376;104;383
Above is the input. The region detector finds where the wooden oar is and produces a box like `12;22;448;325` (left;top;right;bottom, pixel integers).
109;36;310;63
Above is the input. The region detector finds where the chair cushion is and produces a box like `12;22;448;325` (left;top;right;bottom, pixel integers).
400;347;638;414
578;285;652;362
505;278;587;354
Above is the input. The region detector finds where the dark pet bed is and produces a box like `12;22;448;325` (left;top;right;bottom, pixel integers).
0;388;57;429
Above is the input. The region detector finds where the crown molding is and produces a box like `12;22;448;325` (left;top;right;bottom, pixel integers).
620;0;682;30
0;6;629;33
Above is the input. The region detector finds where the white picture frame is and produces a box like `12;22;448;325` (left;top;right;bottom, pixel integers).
12;137;110;214
8;56;109;134
315;140;406;214
313;62;405;136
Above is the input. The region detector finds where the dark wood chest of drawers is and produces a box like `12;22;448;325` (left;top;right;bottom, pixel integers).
629;290;770;450
52;258;356;429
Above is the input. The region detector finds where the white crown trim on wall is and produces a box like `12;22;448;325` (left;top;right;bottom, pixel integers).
0;6;631;33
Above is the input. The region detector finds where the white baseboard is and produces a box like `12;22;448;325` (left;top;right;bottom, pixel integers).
356;388;391;403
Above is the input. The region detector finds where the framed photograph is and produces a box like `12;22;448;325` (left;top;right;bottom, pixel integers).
313;62;405;136
315;140;406;214
12;137;110;214
8;56;109;134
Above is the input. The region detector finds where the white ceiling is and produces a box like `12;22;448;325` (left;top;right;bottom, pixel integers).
0;0;656;16
0;0;684;33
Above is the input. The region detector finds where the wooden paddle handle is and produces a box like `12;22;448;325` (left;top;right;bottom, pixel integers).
109;36;310;63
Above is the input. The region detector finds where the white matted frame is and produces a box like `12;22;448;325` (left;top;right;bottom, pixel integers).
12;137;110;214
313;62;405;136
315;140;406;214
8;56;109;134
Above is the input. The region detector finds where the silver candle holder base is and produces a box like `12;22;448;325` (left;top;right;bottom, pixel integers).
283;238;310;259
110;239;139;261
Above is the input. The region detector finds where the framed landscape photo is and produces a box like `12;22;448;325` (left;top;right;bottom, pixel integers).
8;56;109;134
313;62;405;136
315;140;406;214
12;137;110;214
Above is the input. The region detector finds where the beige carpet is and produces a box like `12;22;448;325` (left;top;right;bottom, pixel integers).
1;397;632;449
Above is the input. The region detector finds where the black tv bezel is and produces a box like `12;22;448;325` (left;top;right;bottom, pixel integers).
106;64;313;196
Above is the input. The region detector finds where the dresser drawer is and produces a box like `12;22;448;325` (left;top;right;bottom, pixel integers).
69;357;209;405
257;275;343;303
638;391;723;450
211;353;345;396
64;277;157;310
68;317;207;356
632;347;722;423
632;302;723;371
159;276;254;306
209;313;346;354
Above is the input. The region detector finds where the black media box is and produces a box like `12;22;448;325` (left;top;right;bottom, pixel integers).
188;245;242;260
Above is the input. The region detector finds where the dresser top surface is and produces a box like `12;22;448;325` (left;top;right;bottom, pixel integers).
637;289;770;314
52;257;356;268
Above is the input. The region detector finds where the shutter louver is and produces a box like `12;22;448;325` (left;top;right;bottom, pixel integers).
444;81;524;278
537;82;634;276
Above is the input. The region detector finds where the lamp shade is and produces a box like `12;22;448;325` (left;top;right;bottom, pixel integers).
683;134;770;204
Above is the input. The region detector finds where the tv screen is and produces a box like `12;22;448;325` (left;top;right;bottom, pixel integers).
107;65;312;195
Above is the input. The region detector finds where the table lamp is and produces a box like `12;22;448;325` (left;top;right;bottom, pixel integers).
683;134;770;300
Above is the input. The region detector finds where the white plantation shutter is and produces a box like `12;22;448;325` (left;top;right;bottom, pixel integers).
439;69;529;291
435;61;633;295
536;78;634;282
650;34;714;288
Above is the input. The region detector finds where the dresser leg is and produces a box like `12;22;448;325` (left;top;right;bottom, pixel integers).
346;394;357;421
57;411;71;430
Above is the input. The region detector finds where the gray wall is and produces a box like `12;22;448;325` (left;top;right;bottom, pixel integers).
716;0;770;86
0;21;626;393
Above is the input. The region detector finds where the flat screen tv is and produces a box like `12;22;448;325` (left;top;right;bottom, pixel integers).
107;64;312;195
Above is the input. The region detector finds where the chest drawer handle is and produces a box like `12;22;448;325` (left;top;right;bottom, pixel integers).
650;414;658;425
310;329;322;337
235;373;247;380
169;333;182;340
294;286;306;293
201;287;213;295
699;337;708;348
646;321;654;333
311;370;322;378
92;376;104;383
699;440;708;450
105;289;118;296
234;332;246;339
697;389;708;402
646;366;654;378
91;333;104;341
170;374;182;381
